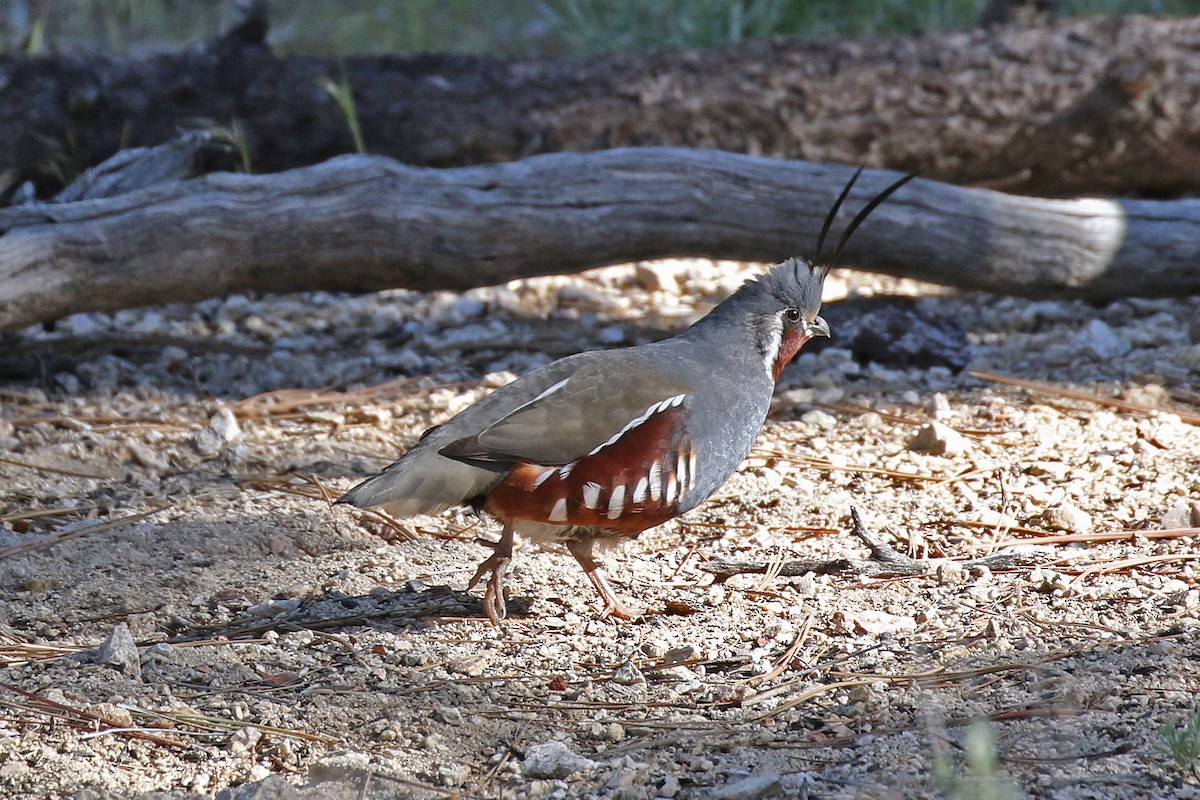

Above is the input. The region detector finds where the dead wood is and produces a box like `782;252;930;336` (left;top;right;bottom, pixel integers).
51;131;235;203
3;15;1200;197
701;507;1050;582
2;148;1198;332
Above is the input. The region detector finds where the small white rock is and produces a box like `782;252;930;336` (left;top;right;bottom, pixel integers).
712;771;783;800
437;763;471;787
909;422;968;457
208;406;241;443
159;345;189;366
481;370;518;389
247;598;300;618
611;660;646;686
127;441;168;471
776;388;814;407
1161;499;1200;530
521;741;597;778
755;467;784;490
55;373;81;394
858;411;883;429
640;638;668;658
971;507;1018;527
1132;439;1160;457
449;295;486;320
926;392;952;420
194;406;241;455
799;409;838;431
1042;504;1092;533
448;653;491;677
935;561;966;585
227;726;263;756
96;623;141;679
833;609;916;636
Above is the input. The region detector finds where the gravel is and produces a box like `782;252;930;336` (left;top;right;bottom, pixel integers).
0;259;1198;799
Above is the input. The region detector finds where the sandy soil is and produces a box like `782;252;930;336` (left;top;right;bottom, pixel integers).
1;260;1198;799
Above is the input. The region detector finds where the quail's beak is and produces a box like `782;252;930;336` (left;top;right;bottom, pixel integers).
806;316;831;339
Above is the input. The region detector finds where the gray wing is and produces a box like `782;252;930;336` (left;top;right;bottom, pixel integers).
440;357;694;466
338;349;692;515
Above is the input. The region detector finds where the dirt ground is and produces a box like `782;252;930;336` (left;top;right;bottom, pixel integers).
1;260;1198;799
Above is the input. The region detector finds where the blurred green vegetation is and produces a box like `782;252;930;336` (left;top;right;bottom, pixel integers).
3;0;1200;56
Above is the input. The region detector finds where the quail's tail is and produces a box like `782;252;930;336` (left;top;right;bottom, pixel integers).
336;449;505;518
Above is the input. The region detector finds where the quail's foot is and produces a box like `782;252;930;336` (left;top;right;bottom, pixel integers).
467;526;515;625
568;540;647;621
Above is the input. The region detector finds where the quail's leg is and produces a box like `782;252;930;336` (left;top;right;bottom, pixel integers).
467;522;514;625
567;539;645;621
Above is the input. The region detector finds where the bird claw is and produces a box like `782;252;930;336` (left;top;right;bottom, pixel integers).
567;540;645;622
471;551;509;624
601;597;648;622
592;574;647;621
468;529;513;626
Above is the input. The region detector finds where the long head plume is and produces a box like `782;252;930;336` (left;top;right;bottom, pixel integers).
812;168;915;273
687;167;915;343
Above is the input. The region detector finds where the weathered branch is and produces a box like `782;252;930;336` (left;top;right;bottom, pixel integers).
3;148;1198;331
701;507;1050;582
3;15;1200;197
51;131;234;203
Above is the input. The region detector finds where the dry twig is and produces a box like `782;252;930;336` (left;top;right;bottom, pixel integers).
971;369;1200;426
701;507;1049;583
0;507;164;561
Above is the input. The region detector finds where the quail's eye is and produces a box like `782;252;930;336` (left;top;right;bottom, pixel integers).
783;307;802;323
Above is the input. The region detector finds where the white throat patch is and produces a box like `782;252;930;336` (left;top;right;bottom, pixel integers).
760;315;784;377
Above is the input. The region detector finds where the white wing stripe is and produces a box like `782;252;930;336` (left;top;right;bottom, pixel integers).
531;378;569;404
607;485;626;519
532;466;556;488
500;378;570;425
665;471;678;505
586;394;687;457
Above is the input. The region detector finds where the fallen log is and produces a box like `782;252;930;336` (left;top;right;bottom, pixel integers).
3;148;1198;332
3;14;1200;197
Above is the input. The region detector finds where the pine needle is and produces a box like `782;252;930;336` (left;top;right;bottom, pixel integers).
0;506;85;524
0;454;115;480
971;369;1200;426
965;524;1200;549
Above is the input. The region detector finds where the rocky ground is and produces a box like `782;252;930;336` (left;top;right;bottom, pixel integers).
1;259;1198;799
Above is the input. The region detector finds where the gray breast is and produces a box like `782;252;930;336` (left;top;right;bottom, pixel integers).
665;345;775;513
